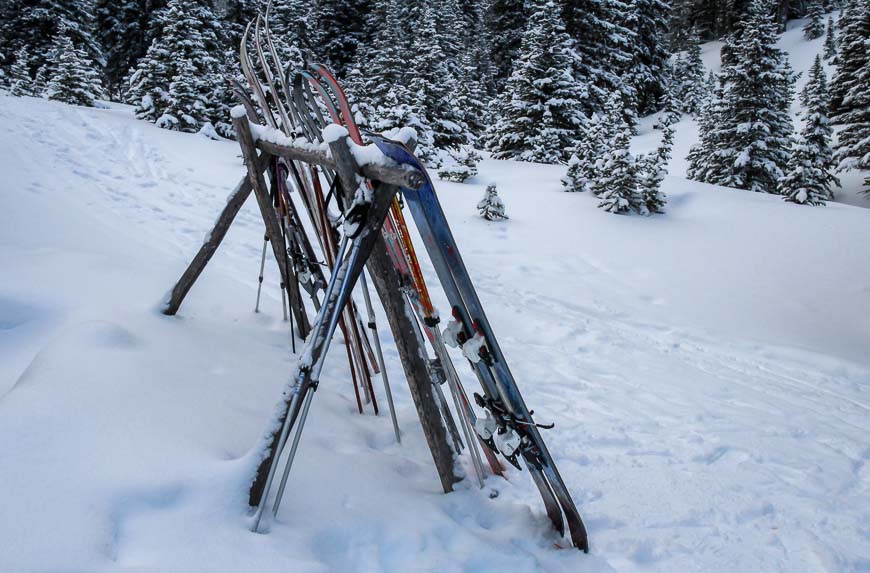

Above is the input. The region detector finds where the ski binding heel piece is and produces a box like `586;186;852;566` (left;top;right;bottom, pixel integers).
443;319;464;348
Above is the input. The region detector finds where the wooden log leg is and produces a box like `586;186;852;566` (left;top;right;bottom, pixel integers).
234;114;311;339
326;133;459;492
162;155;269;316
366;236;461;493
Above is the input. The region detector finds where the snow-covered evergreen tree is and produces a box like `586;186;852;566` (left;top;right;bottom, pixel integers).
0;0;102;76
688;1;795;194
311;0;371;77
7;46;34;97
829;0;869;192
487;0;527;87
95;0;147;100
45;29;104;107
477;183;508;220
675;28;709;116
404;4;462;159
629;0;672;115
127;0;226;131
562;112;606;193
823;16;837;59
156;57;211;133
637;102;678;214
780;56;840;205
267;0;313;74
686;76;729;182
597;122;641;213
803;1;826;40
562;0;636;115
486;0;587;163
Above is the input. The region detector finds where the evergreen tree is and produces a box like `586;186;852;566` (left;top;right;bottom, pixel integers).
156;57;212;132
312;0;371;77
45;29;104;107
477;183;509;220
688;1;795;194
8;46;34;97
95;0;147;100
0;0;102;75
676;28;709;115
405;4;463;157
637;101;678;213
487;0;527;87
803;1;825;39
222;0;260;49
267;0;314;73
780;56;840;205
562;112;606;192
630;0;672;115
823;16;837;59
126;0;226;129
563;0;637;115
829;0;869;191
686;76;730;182
597;123;642;213
487;0;587;163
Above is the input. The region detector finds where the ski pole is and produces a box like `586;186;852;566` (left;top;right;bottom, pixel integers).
255;234;268;313
360;270;401;443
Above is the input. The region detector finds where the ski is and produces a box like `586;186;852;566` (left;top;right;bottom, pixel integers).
370;135;589;552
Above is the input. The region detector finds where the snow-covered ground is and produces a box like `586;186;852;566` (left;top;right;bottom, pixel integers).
1;20;868;573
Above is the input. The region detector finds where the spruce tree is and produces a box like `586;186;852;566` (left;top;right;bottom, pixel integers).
45;29;104;107
562;111;606;193
127;0;226;130
486;0;587;163
637;103;678;214
780;56;840;205
597;123;641;214
95;0;147;100
157;57;211;132
630;0;672;115
690;1;795;194
0;0;102;75
405;4;461;157
267;0;314;73
803;1;826;40
829;0;869;191
686;77;730;183
487;0;528;87
8;46;34;97
562;0;636;115
677;29;709;116
823;16;837;59
477;183;509;220
311;0;371;77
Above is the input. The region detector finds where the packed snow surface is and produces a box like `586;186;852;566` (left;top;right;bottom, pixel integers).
1;22;869;573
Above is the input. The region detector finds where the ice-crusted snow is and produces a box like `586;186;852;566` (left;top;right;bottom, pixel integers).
1;17;869;573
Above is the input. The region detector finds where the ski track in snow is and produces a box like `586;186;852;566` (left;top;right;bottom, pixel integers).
1;20;869;570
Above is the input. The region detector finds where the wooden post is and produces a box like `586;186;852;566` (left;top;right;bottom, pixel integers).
162;156;268;316
234;114;311;339
328;133;460;493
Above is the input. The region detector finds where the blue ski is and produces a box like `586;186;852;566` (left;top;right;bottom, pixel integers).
371;136;589;552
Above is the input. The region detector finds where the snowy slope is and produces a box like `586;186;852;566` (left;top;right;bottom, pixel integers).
2;91;869;573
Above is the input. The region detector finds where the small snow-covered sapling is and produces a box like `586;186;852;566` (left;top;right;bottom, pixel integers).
477;183;508;221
